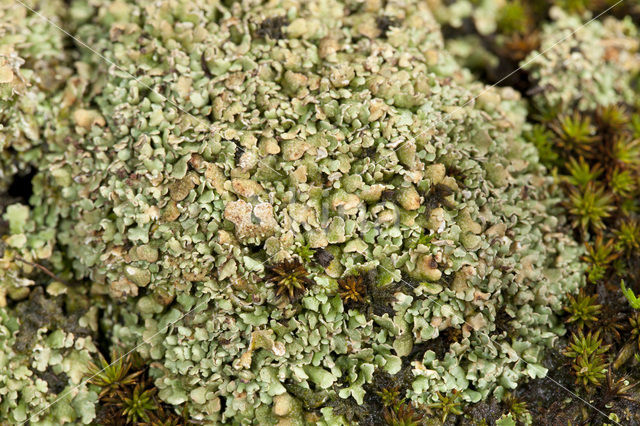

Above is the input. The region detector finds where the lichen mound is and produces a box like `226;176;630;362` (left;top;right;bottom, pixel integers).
523;8;640;112
0;0;72;192
0;3;99;424
0;286;98;424
2;0;584;423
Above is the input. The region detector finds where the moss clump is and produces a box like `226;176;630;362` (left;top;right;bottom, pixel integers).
517;10;640;424
86;350;188;425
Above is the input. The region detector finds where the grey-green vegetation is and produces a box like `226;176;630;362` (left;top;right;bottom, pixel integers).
1;0;637;424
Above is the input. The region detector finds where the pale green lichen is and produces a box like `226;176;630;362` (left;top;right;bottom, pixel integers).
428;0;505;35
522;8;640;112
0;286;99;424
0;0;593;423
0;0;73;193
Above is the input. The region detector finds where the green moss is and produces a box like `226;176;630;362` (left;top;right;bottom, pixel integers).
497;1;531;36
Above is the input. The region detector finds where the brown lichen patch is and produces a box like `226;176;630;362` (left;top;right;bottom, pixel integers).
412;254;442;281
313;248;334;267
168;174;197;201
72;108;105;129
224;200;278;242
231;178;264;198
256;16;289;40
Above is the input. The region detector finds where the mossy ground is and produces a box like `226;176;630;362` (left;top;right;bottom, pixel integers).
436;1;640;424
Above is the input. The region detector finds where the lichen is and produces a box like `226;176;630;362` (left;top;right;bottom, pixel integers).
0;0;602;423
523;8;640;113
0;285;98;424
0;0;72;193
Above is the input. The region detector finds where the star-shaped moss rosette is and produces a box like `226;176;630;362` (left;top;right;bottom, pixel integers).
265;259;314;302
337;275;366;307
